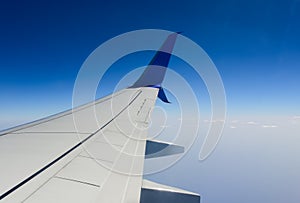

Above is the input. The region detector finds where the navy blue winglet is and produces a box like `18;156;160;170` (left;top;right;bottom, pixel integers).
130;32;180;103
157;87;170;103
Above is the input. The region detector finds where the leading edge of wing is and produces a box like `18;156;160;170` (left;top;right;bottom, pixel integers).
0;90;143;201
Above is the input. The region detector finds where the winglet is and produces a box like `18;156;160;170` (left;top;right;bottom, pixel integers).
130;33;179;94
157;87;170;103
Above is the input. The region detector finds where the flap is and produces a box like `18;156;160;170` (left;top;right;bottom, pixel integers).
140;179;200;203
145;140;184;159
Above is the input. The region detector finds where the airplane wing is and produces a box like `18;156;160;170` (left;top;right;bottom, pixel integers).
0;33;200;203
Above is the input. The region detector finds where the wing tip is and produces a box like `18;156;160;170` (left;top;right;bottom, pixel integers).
130;32;180;88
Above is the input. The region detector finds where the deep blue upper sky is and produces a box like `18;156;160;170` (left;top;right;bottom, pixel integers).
1;0;300;127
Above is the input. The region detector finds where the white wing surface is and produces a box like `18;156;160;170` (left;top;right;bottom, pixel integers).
0;33;200;203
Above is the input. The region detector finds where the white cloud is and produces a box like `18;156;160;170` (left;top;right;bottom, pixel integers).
230;126;237;129
291;116;300;124
231;120;239;123
247;121;258;125
203;119;225;123
261;125;278;128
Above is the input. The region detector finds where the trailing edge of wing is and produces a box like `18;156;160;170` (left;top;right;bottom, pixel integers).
140;179;200;203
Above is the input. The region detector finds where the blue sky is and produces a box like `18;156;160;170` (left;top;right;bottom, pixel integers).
1;0;299;124
1;0;300;202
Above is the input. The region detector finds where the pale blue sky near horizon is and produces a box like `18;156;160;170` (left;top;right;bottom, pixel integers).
0;1;300;202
